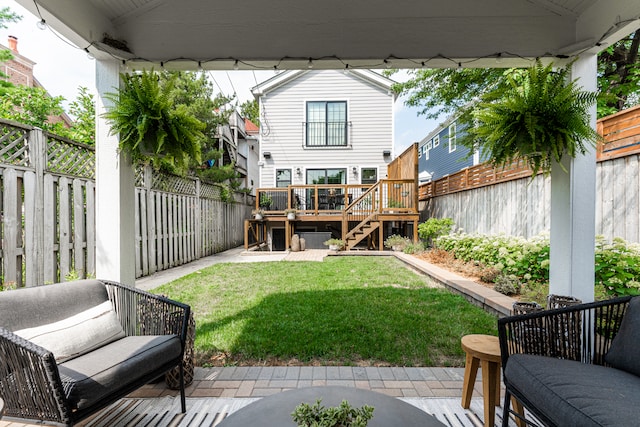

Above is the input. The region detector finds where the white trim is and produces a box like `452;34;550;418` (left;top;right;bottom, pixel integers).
448;123;457;153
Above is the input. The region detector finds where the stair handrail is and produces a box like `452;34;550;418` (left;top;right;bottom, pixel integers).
342;181;381;241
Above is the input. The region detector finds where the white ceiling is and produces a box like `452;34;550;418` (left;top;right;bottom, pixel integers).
16;0;640;70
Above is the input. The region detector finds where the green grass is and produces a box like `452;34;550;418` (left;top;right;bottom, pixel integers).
155;257;498;367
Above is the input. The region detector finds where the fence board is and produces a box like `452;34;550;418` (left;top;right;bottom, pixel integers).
86;181;95;277
43;174;56;283
59;177;71;280
24;171;37;286
73;179;85;278
2;168;20;286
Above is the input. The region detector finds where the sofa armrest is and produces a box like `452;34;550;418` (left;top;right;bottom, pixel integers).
102;280;190;347
498;296;632;369
0;327;71;424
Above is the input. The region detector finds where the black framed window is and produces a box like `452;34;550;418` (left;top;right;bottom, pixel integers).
276;169;291;187
361;168;377;184
306;101;347;147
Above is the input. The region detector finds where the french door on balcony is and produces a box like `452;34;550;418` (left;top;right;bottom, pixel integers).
306;169;346;210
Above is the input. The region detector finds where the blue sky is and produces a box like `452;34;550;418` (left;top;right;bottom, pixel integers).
0;0;438;154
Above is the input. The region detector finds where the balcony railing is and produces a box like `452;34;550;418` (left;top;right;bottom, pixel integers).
305;122;349;147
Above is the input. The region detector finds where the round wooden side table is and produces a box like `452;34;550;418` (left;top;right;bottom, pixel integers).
461;334;525;427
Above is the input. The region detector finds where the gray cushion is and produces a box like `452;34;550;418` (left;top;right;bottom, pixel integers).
58;335;182;410
0;280;109;331
505;354;640;427
605;296;640;376
14;301;126;362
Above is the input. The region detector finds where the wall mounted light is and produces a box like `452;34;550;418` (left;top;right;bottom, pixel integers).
352;166;358;175
383;150;391;157
263;152;271;159
296;167;302;176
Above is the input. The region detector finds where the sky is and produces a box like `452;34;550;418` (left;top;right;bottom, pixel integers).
0;0;439;154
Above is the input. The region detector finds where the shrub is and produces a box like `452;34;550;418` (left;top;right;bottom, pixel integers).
493;274;522;296
435;232;640;297
403;241;426;254
383;235;410;251
418;218;455;247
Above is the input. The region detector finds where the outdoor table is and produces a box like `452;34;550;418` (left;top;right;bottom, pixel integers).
218;386;446;426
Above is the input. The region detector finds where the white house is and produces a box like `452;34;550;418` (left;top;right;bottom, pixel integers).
251;69;396;190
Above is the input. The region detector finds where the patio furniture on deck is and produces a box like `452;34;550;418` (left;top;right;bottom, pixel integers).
0;279;190;426
498;295;639;427
218;386;447;426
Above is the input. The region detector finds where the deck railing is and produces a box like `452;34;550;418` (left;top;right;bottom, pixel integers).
256;179;417;218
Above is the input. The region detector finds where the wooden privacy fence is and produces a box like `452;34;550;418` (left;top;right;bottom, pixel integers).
0;119;253;288
421;106;640;243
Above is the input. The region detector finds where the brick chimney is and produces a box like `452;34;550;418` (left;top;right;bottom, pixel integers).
8;35;18;53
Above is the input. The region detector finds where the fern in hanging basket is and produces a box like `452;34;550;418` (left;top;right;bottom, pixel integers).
103;69;204;169
468;60;600;176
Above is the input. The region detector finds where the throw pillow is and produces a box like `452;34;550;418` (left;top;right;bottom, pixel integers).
605;297;640;376
15;301;126;363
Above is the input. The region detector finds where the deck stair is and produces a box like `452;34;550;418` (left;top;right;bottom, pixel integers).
344;215;380;250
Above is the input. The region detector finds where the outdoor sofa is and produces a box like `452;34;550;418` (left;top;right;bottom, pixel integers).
498;295;639;427
0;279;190;426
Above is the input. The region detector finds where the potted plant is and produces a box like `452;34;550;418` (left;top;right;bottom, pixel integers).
292;399;374;427
103;70;205;170
252;209;265;220
324;238;345;251
259;193;273;210
284;208;297;220
384;234;410;251
466;59;600;177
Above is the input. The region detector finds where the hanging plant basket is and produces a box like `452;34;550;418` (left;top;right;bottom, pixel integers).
103;69;204;170
467;59;600;176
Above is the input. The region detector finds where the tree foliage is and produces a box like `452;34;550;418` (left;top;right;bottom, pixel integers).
0;84;69;133
598;31;640;117
240;99;259;126
66;86;95;144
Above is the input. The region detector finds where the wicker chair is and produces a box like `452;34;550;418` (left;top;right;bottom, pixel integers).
498;296;635;427
0;279;190;426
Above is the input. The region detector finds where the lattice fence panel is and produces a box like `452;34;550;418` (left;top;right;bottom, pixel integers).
200;183;222;200
0;123;30;167
46;135;95;178
151;173;196;195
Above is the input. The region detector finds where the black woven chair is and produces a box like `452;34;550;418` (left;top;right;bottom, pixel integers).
0;279;190;426
498;296;634;427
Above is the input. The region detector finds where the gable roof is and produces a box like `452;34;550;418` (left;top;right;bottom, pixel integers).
251;69;396;100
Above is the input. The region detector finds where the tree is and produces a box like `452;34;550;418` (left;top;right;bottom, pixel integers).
0;84;68;135
67;86;95;144
598;31;640;117
240;99;259;126
390;31;640;121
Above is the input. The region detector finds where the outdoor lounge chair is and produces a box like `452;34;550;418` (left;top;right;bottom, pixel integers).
0;279;190;426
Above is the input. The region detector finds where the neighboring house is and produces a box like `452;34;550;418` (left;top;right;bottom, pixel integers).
249;69;397;250
251;69;395;191
1;35;73;128
418;115;484;183
214;109;260;194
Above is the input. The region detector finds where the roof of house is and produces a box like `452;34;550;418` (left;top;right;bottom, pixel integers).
251;69;396;100
244;118;259;134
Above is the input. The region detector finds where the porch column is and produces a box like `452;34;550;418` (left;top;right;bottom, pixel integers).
95;59;136;285
549;53;597;303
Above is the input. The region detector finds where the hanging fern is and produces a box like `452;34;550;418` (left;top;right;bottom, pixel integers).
469;60;600;176
103;69;204;170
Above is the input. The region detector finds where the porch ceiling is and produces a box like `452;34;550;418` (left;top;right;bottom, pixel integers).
16;0;640;70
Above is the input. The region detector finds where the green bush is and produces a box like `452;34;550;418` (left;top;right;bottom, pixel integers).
435;232;640;298
418;218;454;246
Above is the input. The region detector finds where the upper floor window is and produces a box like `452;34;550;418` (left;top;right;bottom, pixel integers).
306;101;347;147
433;135;440;147
448;124;457;153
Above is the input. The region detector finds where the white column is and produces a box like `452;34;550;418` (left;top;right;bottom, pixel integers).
95;60;136;285
549;54;597;303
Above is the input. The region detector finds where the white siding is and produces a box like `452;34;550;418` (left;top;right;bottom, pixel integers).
258;70;393;186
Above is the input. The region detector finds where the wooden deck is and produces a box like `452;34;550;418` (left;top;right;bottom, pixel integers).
245;180;420;251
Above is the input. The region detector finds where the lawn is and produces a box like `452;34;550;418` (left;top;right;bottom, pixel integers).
154;256;497;367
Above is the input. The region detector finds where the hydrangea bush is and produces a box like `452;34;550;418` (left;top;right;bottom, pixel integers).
435;232;640;297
